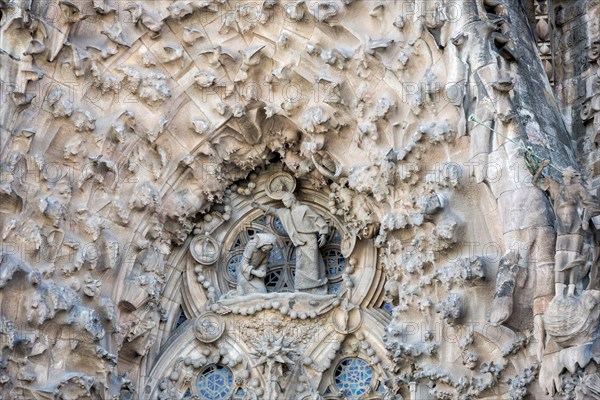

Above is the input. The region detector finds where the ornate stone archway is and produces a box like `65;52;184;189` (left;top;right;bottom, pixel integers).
146;170;391;398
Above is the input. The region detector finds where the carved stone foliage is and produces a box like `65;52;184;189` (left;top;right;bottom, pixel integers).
0;0;594;398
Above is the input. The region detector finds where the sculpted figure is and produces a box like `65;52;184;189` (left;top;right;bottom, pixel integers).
236;233;275;296
250;335;295;400
490;250;521;325
451;18;515;183
252;192;329;294
534;160;600;297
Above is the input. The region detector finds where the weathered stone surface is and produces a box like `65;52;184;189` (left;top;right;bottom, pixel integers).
1;0;600;398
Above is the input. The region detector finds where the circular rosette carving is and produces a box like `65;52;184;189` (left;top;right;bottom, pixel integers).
190;234;220;265
581;99;594;121
265;172;296;200
194;312;225;343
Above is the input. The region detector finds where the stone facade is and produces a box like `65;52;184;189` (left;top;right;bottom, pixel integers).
1;0;600;399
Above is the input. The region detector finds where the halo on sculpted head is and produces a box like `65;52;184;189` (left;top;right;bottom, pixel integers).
265;172;296;200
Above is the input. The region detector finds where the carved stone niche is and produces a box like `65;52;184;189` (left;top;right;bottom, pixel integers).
147;307;398;399
146;325;253;400
183;169;380;318
314;322;399;399
147;291;397;399
142;168;395;398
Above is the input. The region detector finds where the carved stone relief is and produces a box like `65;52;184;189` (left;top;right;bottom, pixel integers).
1;0;599;399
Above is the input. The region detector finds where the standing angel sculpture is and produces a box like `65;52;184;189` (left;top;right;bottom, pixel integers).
252;192;329;295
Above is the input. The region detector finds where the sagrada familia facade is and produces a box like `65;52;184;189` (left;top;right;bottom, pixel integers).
1;0;600;398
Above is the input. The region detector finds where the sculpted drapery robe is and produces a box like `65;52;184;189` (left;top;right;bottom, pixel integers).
237;233;275;295
274;203;329;294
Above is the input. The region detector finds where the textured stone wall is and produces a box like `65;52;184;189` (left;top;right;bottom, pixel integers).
1;0;600;399
552;0;600;187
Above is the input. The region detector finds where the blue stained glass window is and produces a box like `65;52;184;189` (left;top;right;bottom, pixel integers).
197;365;233;400
273;217;287;236
227;255;242;281
329;282;342;293
331;231;342;243
383;303;393;315
334;358;373;398
324;249;346;278
269;244;284;264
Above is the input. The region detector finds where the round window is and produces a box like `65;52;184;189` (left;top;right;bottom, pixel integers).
334;358;373;398
196;364;233;400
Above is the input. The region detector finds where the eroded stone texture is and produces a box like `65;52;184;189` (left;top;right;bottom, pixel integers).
1;0;599;399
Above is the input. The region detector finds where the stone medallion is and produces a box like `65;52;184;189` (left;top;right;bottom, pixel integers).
190;234;220;265
194;312;225;343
